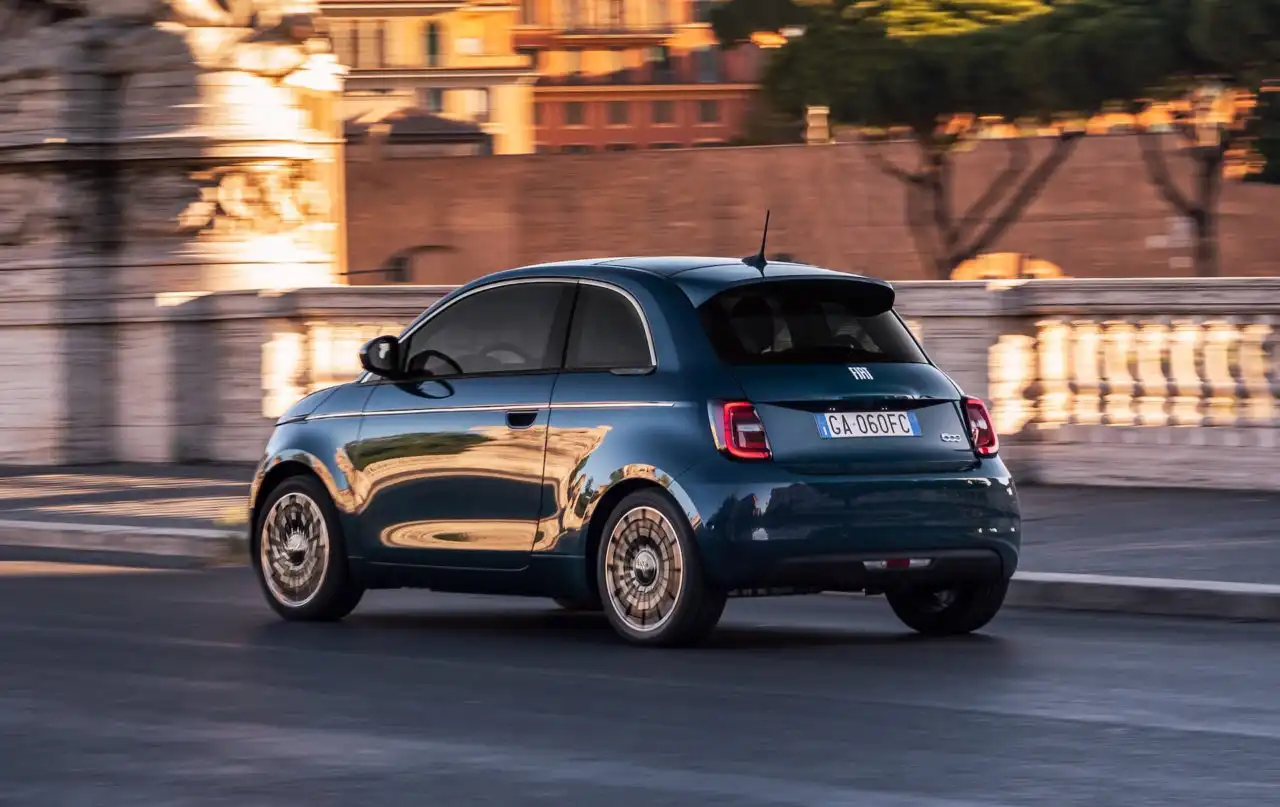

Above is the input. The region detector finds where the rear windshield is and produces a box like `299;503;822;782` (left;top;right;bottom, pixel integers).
697;281;927;366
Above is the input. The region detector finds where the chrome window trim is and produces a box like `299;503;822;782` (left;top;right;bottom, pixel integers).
356;274;658;383
573;278;659;370
305;400;680;422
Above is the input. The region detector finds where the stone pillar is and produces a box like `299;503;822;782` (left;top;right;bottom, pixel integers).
804;105;830;145
0;0;347;464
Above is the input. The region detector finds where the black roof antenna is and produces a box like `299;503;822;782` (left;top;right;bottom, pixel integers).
741;210;770;275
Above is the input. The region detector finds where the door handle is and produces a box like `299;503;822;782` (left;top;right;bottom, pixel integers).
506;410;538;430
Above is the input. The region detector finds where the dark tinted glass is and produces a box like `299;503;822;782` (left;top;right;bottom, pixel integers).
565;285;652;370
698;281;926;365
405;283;568;376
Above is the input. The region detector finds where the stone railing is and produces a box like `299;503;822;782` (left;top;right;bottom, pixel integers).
896;279;1280;489
3;278;1277;489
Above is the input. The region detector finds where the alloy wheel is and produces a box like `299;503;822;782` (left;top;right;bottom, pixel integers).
259;491;331;608
603;505;685;633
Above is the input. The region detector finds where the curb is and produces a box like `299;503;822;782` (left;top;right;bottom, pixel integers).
2;521;1278;623
1005;571;1280;621
0;519;247;568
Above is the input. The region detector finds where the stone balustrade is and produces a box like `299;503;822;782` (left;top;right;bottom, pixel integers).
1;277;1276;490
896;278;1280;489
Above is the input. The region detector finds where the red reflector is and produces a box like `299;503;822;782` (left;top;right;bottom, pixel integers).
963;396;999;457
721;401;771;460
884;558;910;569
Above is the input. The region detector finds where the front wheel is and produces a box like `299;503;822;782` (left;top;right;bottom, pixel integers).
596;490;726;647
885;579;1009;636
252;475;364;622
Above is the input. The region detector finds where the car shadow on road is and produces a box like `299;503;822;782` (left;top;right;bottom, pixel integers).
255;605;1013;655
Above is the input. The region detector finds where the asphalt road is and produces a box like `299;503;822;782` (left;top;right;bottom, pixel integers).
2;564;1278;807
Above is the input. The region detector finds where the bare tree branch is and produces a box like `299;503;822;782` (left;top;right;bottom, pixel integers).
953;137;1031;248
952;131;1085;264
865;144;925;185
1137;128;1194;216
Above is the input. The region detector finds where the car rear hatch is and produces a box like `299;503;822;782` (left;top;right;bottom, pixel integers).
697;275;980;475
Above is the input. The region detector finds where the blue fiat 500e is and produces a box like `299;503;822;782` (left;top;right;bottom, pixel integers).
249;256;1021;646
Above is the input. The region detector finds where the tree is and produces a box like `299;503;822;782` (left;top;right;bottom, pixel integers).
714;0;1097;279
1031;0;1280;276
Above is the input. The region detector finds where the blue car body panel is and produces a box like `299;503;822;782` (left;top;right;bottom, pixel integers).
250;258;1022;598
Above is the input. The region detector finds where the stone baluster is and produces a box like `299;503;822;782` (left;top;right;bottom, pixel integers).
307;322;333;393
989;333;1037;436
1101;320;1137;426
1202;318;1240;426
1168;318;1205;426
1237;318;1274;426
1036;318;1073;428
1134;318;1172;427
1070;319;1103;425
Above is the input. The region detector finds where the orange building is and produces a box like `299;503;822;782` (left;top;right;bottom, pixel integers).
515;0;765;151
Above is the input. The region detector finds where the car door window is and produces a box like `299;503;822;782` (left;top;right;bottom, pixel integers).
404;282;570;377
564;285;653;371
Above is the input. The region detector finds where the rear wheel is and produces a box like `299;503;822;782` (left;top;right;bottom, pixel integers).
885;579;1008;636
596;490;726;647
252;475;364;622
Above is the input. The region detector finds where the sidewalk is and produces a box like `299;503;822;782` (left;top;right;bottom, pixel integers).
0;464;1276;618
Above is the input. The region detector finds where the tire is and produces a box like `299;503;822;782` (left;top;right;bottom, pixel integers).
252;475;364;622
884;578;1009;636
552;597;601;612
595;490;726;647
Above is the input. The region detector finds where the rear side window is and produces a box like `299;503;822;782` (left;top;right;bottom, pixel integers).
698;281;926;365
565;285;652;370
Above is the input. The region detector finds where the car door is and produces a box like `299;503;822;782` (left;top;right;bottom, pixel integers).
351;279;576;571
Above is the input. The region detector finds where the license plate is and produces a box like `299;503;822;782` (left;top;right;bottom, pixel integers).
816;411;920;439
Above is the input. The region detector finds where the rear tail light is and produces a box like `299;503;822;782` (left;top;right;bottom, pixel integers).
717;401;772;460
963;396;999;457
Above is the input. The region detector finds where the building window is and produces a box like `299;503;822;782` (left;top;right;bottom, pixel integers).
462;88;490;122
376;21;388;67
563;144;592;153
652;99;674;124
694;47;719;83
651;142;680;149
608;101;628;125
424;21;442;67
534;103;543;126
609;0;624;28
698;100;720;123
419;87;445;112
648;0;667;26
693;0;714;22
605;143;636;151
536;144;552;153
521;0;535;24
648;44;673;80
565;101;585;125
565;0;582;28
330;20;355;67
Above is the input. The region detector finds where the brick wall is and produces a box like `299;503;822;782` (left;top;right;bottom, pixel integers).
346;135;1280;283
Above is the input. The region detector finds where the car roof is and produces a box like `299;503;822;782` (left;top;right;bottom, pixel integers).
501;256;891;307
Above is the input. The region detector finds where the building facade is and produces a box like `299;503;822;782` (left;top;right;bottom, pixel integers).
323;0;539;154
515;0;764;151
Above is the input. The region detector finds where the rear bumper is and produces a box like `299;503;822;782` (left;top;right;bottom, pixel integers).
676;456;1021;591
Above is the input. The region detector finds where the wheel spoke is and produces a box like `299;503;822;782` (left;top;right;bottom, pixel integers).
259;491;330;608
603;505;685;634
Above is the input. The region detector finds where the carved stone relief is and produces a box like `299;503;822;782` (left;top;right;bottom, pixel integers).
176;162;331;241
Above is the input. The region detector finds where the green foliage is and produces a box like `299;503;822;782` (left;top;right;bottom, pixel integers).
1246;87;1280;183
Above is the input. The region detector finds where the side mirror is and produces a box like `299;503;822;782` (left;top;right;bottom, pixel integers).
359;335;402;379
